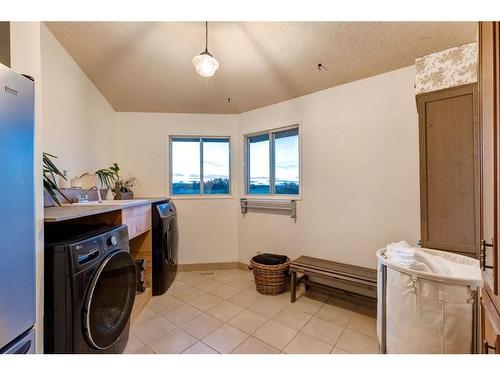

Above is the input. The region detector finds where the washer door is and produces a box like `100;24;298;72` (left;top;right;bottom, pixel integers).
162;215;178;265
83;250;136;350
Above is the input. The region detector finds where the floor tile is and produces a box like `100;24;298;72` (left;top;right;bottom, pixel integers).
301;317;344;346
283;332;333;354
132;307;158;328
227;277;255;290
314;303;354;327
148;328;198;354
172;286;206;303
227;309;268;334
189;293;223;311
193;279;224;293
335;329;379;354
163;304;203;326
202;324;249;354
211;285;241;300
296;289;330;302
346;313;377;338
288;295;324;315
175;272;202;284
326;296;377;318
181;313;224;340
278;293;295;305
182;341;219;354
147;295;184;315
253;320;298;350
248;298;285;318
231;337;280;354
207;301;244;322
141;268;379;355
227;290;263;307
129;345;154;354
331;347;350;354
227;269;252;277
272;307;312;331
123;334;145;353
165;280;191;295
209;271;241;283
131;316;177;344
194;274;218;284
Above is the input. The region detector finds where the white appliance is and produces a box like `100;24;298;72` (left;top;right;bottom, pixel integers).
0;63;36;354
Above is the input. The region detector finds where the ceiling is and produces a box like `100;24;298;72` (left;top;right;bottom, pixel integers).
45;22;477;114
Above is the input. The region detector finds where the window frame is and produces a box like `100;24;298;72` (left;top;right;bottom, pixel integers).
244;124;301;197
169;135;232;196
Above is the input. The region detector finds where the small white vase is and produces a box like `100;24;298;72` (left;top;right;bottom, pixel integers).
105;188;114;200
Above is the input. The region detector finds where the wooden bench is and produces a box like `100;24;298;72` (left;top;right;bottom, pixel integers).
289;256;377;303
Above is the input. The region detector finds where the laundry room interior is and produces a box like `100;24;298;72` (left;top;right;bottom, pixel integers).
1;2;500;369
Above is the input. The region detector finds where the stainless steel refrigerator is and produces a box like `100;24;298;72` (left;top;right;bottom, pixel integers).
0;63;35;354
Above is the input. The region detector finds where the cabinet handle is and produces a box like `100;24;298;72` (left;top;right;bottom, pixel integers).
483;340;496;354
480;240;494;271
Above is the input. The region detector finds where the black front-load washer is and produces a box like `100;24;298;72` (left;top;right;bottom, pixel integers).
152;201;178;295
44;224;136;354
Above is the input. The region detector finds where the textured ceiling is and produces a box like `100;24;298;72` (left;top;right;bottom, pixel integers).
45;22;477;114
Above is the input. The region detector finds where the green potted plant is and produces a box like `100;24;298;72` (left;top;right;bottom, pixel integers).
43;152;71;207
94;163;119;200
114;174;138;200
94;163;138;200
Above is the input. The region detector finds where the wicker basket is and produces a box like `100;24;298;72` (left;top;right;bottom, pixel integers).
250;257;290;295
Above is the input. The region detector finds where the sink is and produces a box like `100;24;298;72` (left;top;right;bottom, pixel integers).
63;199;148;207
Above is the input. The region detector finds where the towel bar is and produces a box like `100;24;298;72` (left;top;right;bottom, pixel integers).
240;198;297;218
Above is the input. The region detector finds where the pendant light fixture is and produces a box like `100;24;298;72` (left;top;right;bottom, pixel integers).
192;21;219;77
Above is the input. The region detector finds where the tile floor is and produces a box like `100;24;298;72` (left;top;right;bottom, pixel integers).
125;269;379;354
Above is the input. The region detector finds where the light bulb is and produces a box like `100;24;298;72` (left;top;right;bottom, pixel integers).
192;51;219;77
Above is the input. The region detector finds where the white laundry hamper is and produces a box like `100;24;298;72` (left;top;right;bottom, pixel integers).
376;247;483;354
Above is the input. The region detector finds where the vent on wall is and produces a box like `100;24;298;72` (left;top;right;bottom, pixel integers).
0;22;10;68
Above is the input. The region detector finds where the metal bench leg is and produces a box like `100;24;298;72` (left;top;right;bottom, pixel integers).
290;270;297;303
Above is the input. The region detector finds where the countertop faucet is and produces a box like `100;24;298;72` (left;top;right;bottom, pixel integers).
84;186;103;203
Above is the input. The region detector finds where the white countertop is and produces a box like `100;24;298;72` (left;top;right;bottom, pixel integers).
44;197;169;222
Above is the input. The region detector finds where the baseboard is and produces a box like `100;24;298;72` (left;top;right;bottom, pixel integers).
178;262;240;271
238;262;249;271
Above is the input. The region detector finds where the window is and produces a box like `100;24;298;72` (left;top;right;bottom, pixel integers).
170;136;230;195
245;126;300;195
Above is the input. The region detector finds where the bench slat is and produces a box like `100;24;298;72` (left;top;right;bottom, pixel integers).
292;265;377;287
290;255;377;282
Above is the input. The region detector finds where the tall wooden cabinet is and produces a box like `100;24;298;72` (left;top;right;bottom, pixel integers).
417;84;480;257
479;21;500;354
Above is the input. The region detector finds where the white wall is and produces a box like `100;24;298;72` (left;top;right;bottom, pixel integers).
237;66;420;268
114;112;240;264
41;24;116;178
10;21;44;354
115;66;420;269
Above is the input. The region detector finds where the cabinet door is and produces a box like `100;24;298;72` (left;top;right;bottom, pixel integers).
417;84;480;256
482;291;500;354
480;21;497;294
480;21;500;296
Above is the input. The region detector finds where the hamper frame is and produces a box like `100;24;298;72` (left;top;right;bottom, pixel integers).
377;248;482;354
